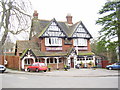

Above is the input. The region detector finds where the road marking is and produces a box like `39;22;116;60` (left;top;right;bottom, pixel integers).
18;77;28;80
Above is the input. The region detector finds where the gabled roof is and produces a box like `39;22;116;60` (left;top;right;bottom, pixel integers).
69;21;92;38
38;18;67;37
21;49;37;59
32;18;92;39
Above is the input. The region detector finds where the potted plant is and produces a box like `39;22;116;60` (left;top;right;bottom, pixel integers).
64;65;67;71
80;61;83;68
47;65;51;71
88;61;93;68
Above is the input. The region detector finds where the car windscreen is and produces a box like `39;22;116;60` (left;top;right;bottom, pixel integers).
39;63;46;67
32;63;39;66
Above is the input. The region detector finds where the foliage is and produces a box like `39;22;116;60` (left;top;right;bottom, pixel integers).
91;39;117;63
47;65;51;68
80;61;83;66
88;61;93;65
96;0;120;61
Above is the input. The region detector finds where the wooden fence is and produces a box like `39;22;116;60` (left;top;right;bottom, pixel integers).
0;55;20;70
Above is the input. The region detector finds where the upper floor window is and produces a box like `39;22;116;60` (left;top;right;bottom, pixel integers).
45;37;62;46
73;38;87;46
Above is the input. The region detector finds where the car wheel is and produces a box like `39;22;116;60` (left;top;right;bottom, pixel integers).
36;68;39;72
27;68;30;72
44;70;46;72
108;67;112;70
0;71;4;73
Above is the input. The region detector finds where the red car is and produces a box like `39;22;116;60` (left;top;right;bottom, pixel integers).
27;62;47;72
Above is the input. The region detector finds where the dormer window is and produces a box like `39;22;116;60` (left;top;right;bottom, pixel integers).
45;37;62;46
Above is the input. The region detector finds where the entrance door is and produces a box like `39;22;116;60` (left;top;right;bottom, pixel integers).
71;58;74;68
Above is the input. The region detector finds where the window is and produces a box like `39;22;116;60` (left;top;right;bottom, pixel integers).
50;58;53;63
47;58;63;64
45;37;62;46
59;58;63;63
55;59;57;63
24;59;31;65
73;38;87;46
32;63;39;66
47;59;49;63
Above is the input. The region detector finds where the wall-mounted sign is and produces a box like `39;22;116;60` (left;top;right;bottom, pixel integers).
75;47;88;50
46;47;62;51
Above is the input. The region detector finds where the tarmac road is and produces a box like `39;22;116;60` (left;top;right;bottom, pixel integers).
1;73;118;88
0;68;119;88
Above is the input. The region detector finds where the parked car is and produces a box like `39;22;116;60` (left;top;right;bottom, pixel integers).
27;62;47;72
106;63;120;70
0;65;6;73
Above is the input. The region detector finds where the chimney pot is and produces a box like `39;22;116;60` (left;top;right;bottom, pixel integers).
33;10;38;18
66;13;73;24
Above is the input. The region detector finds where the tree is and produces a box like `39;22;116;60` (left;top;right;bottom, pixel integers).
91;39;117;62
91;39;108;60
96;0;120;61
0;0;32;55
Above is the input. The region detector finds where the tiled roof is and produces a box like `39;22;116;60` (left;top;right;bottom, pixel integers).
32;18;92;38
17;40;68;57
37;52;68;57
16;40;40;53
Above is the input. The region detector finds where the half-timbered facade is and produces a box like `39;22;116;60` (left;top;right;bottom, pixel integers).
15;11;95;70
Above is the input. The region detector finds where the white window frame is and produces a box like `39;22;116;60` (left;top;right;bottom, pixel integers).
73;38;87;46
45;37;62;46
24;59;31;65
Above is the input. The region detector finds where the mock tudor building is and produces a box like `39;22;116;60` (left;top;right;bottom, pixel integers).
15;11;95;70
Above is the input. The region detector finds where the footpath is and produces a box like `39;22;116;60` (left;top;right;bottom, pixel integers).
4;68;119;77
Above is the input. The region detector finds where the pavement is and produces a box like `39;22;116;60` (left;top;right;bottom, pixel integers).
3;68;119;77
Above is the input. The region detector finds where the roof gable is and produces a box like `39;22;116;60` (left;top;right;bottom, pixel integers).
38;18;67;37
21;49;37;59
72;21;92;38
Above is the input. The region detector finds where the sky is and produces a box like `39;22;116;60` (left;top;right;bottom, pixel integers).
0;0;107;42
29;0;107;39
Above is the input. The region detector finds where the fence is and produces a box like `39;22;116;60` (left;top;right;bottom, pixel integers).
101;60;113;68
0;55;20;70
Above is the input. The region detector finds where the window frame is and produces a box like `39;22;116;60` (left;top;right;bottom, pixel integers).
45;37;62;46
73;38;87;46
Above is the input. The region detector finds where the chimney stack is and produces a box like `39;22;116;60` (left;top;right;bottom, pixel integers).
66;13;73;24
33;10;38;19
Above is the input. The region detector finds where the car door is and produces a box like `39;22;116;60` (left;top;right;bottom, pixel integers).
114;63;120;69
118;63;120;69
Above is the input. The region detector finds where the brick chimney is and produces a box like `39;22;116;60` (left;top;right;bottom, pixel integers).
66;13;73;24
33;10;38;19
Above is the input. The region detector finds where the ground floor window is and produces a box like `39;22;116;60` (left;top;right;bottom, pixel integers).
24;59;31;65
50;58;53;63
47;58;63;64
77;57;93;61
59;58;63;63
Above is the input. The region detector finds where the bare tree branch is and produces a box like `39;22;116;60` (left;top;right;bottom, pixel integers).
0;0;32;55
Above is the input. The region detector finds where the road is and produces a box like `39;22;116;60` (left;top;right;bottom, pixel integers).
0;73;118;88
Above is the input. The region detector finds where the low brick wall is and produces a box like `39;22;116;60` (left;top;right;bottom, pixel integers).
0;55;4;65
0;55;20;70
47;63;64;70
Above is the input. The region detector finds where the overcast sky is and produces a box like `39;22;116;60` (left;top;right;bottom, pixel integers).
29;0;107;39
0;0;107;42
